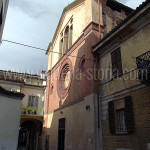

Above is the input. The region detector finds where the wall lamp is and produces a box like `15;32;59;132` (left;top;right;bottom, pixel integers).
60;111;63;114
85;105;90;111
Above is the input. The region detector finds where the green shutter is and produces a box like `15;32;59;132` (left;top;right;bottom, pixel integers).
125;96;134;134
35;96;39;107
108;101;116;134
28;96;31;107
111;48;123;77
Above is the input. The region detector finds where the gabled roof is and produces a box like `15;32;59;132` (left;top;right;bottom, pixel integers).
46;0;85;54
46;0;134;54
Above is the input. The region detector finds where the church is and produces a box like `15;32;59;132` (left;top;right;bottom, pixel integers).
43;0;133;149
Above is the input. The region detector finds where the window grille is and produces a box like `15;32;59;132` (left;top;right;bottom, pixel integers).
117;109;127;133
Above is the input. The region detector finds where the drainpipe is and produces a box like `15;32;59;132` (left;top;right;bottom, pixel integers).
96;56;100;129
45;72;51;142
98;0;101;39
91;49;102;150
96;54;103;150
94;1;103;148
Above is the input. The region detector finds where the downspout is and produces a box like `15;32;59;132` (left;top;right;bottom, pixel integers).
96;55;100;129
97;0;101;129
96;54;103;150
45;71;51;144
98;0;101;39
94;1;103;149
91;49;102;150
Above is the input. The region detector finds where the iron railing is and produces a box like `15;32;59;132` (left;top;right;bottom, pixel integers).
136;50;150;84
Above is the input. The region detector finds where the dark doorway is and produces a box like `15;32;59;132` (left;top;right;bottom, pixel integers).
18;121;38;150
45;135;49;150
18;127;29;149
58;118;66;150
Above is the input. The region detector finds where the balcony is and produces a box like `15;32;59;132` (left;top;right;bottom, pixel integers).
136;50;150;84
21;106;44;116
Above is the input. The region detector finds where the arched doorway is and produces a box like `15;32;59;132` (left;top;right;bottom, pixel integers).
18;120;43;150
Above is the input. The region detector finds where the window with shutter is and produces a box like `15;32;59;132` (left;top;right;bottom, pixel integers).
125;96;134;133
108;96;134;135
34;96;39;107
28;95;39;107
108;101;116;134
28;96;32;107
111;47;123;78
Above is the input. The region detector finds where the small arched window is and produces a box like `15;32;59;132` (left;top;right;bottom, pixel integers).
64;26;69;52
69;25;73;48
59;38;63;58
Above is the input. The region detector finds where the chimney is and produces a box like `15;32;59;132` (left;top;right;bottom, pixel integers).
40;70;46;79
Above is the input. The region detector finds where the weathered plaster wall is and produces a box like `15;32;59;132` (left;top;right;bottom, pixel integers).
22;85;45;115
0;95;22;150
48;0;93;70
44;0;132;149
99;24;150;98
99;22;150;150
48;0;129;70
0;81;21;92
43;94;96;150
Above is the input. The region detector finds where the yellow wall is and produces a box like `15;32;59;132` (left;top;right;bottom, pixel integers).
47;0;128;70
99;24;150;97
48;0;93;70
21;85;45;115
44;94;97;150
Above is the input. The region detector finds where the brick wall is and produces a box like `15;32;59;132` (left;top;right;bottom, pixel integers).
45;25;100;113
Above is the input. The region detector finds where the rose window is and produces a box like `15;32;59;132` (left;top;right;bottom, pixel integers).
57;60;72;99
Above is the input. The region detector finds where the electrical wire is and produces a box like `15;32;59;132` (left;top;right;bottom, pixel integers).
2;39;95;62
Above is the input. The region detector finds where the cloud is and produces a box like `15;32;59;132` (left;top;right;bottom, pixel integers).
2;0;145;75
9;0;49;18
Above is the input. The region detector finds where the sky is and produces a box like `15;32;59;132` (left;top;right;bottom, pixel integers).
0;0;145;75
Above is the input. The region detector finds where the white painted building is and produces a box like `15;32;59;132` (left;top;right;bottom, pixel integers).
0;86;24;150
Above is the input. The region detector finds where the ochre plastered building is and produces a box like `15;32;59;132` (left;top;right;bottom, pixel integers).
44;0;132;150
93;0;150;150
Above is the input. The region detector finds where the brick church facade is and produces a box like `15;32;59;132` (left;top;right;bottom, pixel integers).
43;0;132;149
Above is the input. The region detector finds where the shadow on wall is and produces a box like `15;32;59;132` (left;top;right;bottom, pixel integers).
42;30;100;150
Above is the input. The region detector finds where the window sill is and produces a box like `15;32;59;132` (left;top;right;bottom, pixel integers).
115;131;128;135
